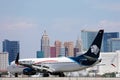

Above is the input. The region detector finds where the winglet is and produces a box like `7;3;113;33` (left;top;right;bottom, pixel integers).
15;53;19;65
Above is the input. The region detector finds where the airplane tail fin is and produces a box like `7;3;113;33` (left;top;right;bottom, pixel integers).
83;30;104;59
15;53;19;65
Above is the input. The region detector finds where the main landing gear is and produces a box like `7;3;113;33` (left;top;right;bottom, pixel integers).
15;73;18;77
43;73;49;77
50;72;65;77
58;72;65;77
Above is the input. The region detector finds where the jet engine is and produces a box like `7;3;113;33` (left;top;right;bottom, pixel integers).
23;68;36;75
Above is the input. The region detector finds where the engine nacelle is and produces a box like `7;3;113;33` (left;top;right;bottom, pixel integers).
23;68;36;75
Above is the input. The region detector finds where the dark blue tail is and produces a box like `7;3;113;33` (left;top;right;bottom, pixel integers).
69;30;104;65
83;29;104;59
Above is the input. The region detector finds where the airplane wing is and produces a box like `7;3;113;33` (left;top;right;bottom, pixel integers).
18;62;55;73
32;64;55;72
15;53;55;73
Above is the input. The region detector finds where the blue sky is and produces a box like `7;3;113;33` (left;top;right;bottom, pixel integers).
0;0;120;58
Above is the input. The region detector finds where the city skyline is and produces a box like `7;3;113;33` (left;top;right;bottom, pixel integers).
0;0;120;58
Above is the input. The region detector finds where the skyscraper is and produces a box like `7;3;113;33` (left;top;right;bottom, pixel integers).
54;40;62;57
60;47;66;57
64;41;74;57
41;30;50;58
0;52;8;73
102;32;119;52
3;39;19;64
74;37;82;57
75;37;82;52
108;38;120;52
50;46;56;57
81;30;97;51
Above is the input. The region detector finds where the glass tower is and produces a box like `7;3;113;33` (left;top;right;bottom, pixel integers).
3;39;19;64
103;32;119;52
108;38;120;52
81;30;97;51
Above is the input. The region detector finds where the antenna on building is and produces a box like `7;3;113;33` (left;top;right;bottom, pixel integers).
44;30;47;35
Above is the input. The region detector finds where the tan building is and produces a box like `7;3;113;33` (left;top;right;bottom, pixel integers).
0;52;8;73
64;42;74;57
55;40;62;57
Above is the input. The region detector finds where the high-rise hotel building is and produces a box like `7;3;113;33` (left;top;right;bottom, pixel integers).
3;39;19;64
103;32;119;52
55;40;62;57
75;37;82;52
108;38;120;52
81;30;97;51
0;52;8;73
64;42;74;57
50;46;56;57
74;37;82;56
41;31;50;58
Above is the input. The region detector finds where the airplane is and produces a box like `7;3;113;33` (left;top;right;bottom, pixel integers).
7;29;104;77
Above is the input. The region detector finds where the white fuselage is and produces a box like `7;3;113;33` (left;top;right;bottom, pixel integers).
7;56;99;74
